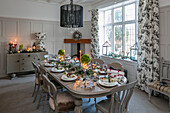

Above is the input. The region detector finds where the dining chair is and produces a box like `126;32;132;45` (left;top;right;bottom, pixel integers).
107;62;124;72
92;59;105;67
32;61;42;103
95;80;137;113
43;74;80;113
90;59;105;103
37;65;49;110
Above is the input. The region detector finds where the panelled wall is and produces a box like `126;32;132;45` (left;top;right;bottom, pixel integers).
160;6;170;60
0;17;91;75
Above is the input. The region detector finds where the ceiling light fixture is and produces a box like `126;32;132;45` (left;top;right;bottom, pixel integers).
60;0;83;28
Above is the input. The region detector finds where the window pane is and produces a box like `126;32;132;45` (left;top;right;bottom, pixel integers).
125;4;135;21
99;12;104;55
114;7;122;23
125;23;136;53
105;10;112;24
114;25;122;54
105;26;112;53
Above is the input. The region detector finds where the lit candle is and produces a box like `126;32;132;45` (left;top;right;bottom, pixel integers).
73;83;77;90
9;41;13;45
79;50;81;63
64;50;65;61
74;58;77;67
92;64;96;70
18;51;20;53
14;39;17;44
93;82;96;86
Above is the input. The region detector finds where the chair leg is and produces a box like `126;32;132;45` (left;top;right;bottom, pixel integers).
48;107;51;113
43;93;48;113
89;98;91;102
169;96;170;111
33;85;40;103
96;108;98;113
148;88;151;101
32;84;36;97
37;90;43;109
94;98;96;103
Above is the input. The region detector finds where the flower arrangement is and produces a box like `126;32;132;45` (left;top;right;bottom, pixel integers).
81;54;91;64
58;49;65;56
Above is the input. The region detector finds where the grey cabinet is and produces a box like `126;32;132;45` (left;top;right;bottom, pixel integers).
7;52;47;74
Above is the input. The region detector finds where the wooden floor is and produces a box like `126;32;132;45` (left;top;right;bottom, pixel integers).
0;74;169;113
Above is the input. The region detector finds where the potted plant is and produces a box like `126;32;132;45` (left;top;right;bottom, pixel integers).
81;54;91;70
58;49;65;62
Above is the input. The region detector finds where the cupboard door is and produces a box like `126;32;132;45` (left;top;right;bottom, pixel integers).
7;54;20;74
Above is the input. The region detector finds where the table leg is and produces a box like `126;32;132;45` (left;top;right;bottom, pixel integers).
74;99;83;113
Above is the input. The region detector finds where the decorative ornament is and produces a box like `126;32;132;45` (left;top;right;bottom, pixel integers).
34;32;47;51
72;30;82;40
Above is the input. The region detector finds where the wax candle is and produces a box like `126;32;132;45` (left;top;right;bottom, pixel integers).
79;50;81;63
18;51;20;53
14;40;17;44
64;50;65;61
74;58;77;67
9;41;13;45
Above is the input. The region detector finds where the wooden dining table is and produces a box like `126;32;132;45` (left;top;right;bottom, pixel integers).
41;62;127;113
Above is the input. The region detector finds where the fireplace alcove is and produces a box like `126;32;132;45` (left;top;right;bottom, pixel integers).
64;39;91;58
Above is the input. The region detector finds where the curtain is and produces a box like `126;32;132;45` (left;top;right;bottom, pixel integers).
91;9;100;59
137;0;160;92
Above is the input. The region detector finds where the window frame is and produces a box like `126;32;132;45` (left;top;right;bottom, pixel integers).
100;1;138;54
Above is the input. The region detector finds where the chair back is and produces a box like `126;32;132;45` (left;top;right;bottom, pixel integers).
109;80;137;113
160;57;170;82
32;61;40;84
43;74;58;112
92;59;104;67
108;62;124;71
39;65;48;92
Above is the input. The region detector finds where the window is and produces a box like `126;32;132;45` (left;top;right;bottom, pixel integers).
99;1;138;56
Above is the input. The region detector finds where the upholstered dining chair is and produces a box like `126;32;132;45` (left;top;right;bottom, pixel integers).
42;74;80;113
95;80;137;113
32;61;42;103
107;62;124;72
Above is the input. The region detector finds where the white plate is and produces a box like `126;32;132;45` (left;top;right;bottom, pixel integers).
51;67;65;73
44;63;54;67
61;74;78;81
99;71;107;74
98;80;118;87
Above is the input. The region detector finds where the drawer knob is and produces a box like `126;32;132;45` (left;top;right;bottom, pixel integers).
22;63;24;65
28;55;30;57
22;68;24;70
16;60;20;62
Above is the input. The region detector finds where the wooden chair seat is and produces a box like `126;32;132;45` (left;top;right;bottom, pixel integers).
49;91;76;112
148;81;170;95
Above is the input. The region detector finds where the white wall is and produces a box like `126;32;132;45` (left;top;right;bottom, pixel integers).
0;0;91;21
159;0;170;7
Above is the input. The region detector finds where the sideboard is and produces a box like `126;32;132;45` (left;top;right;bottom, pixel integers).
7;52;47;74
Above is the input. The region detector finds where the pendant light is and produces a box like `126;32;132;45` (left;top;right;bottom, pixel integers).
60;0;83;28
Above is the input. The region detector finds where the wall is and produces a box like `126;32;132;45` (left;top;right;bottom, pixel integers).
0;0;91;21
0;17;91;76
159;0;170;7
159;6;170;60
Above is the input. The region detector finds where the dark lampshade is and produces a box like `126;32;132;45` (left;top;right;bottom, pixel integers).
60;4;83;28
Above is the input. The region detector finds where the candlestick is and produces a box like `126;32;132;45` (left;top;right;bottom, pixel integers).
9;41;13;45
79;50;81;63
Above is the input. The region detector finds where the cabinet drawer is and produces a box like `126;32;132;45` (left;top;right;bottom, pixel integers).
20;53;37;58
20;66;34;72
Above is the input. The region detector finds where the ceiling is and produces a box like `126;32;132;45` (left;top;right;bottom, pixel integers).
27;0;107;5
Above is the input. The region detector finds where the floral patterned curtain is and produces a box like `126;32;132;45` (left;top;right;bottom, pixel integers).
91;9;100;59
137;0;160;92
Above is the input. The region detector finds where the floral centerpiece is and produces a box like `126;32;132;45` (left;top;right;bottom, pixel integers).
81;54;91;70
58;49;65;62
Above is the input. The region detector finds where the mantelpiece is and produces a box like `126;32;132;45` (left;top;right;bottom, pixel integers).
7;52;47;74
101;56;137;82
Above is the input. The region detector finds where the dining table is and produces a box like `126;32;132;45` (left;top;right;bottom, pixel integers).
40;61;127;113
